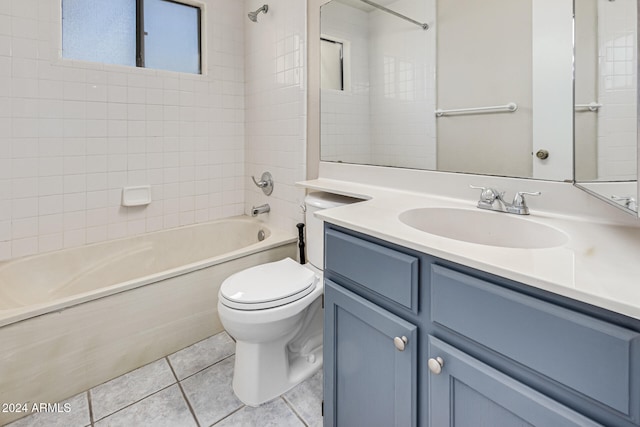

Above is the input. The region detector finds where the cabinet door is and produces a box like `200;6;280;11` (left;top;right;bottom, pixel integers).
324;280;418;427
428;336;602;427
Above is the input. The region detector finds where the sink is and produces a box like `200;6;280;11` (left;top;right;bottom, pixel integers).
399;208;568;249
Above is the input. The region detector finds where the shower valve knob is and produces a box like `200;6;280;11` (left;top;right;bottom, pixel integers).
251;172;274;196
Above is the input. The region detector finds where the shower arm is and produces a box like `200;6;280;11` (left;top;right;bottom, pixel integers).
358;0;429;30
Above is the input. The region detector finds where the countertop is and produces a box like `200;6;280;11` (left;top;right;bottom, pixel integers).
298;178;640;320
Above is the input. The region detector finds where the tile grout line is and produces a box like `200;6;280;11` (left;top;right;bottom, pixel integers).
90;383;176;424
209;405;245;427
175;352;236;383
87;390;95;426
166;356;202;427
282;396;310;427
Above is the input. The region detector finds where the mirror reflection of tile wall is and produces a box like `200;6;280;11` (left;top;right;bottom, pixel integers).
596;0;637;181
320;0;436;170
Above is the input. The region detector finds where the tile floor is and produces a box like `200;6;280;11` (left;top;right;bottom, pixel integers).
6;332;323;427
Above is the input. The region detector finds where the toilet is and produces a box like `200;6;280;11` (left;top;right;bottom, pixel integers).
217;192;357;406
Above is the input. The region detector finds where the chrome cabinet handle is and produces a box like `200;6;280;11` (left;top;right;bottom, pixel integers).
428;357;444;374
393;336;408;351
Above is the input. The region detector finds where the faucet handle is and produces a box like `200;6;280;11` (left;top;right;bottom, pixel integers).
611;195;637;209
470;185;500;204
251;172;274;196
513;191;541;207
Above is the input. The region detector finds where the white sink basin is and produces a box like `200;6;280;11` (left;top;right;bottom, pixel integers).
399;208;568;249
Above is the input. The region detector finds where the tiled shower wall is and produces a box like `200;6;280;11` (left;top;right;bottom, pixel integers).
0;0;247;261
244;0;307;234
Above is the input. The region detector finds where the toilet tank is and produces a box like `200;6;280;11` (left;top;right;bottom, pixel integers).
305;192;360;270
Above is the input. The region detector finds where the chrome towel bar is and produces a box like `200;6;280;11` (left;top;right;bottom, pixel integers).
435;102;518;117
575;102;602;112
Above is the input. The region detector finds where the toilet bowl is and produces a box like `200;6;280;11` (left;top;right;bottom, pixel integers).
217;192;358;406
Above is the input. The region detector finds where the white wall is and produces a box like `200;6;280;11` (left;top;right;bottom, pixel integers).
0;0;246;260
244;0;308;233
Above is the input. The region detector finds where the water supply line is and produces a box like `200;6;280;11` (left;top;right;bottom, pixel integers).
296;223;306;264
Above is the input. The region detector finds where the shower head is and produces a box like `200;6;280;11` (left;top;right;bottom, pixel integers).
248;4;268;22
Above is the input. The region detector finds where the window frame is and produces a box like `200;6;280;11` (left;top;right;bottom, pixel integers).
320;34;352;92
61;0;204;75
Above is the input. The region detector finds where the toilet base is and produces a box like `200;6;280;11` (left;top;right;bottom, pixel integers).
231;297;324;406
232;339;323;406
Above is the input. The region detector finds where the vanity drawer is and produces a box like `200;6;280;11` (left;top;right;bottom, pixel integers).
430;265;640;420
325;228;419;313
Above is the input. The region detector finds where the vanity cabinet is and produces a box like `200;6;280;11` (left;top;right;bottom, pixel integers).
324;280;417;427
428;337;600;427
323;224;640;427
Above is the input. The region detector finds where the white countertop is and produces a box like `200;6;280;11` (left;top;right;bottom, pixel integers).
298;178;640;320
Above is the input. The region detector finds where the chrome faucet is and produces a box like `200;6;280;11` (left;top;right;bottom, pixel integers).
470;185;540;215
251;203;270;217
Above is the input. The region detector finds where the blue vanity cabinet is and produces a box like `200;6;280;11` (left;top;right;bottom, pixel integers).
323;226;426;426
428;336;602;427
324;223;640;427
323;280;418;427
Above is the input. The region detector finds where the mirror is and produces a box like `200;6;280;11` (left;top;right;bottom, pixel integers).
574;0;639;215
319;0;574;181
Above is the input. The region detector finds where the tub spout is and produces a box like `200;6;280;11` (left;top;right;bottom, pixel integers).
251;204;270;217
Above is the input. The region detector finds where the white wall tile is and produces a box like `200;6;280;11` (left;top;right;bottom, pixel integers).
244;0;307;233
1;0;309;259
597;0;638;180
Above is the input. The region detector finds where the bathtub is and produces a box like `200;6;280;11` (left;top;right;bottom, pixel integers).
0;216;297;425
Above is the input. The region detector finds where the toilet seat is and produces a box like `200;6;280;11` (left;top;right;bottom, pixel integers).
220;258;318;310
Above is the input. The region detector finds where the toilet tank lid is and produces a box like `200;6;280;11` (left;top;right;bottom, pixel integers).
305;192;361;209
220;258;317;305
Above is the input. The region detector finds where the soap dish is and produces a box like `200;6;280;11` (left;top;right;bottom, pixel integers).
122;185;151;207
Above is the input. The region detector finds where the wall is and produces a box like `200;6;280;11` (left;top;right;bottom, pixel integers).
0;0;246;260
244;0;308;233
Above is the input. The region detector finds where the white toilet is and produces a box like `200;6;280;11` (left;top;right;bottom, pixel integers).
217;192;357;406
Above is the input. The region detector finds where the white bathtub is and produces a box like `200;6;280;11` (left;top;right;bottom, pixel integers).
0;216;297;425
